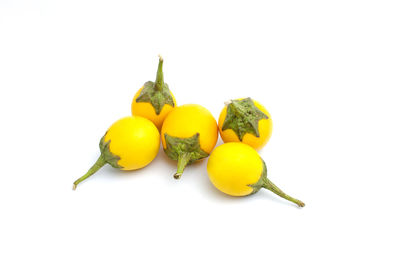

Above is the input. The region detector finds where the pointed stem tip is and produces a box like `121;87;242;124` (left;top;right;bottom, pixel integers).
173;173;182;179
72;156;106;190
224;100;233;106
297;201;306;207
263;178;305;208
158;54;163;62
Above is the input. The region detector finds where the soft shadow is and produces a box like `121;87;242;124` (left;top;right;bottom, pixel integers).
158;147;177;166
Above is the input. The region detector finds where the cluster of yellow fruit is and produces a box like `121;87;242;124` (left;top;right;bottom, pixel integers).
73;56;304;208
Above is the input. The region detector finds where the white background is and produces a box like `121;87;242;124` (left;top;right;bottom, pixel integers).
1;1;399;263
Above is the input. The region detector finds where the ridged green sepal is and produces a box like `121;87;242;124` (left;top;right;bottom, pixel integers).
222;97;268;141
164;133;209;162
248;159;267;194
99;135;123;169
164;133;209;179
136;81;174;115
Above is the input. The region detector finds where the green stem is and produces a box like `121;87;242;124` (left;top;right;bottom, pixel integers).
73;156;107;190
154;55;164;91
263;178;305;207
173;152;191;179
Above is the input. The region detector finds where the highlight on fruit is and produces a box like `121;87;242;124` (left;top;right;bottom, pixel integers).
207;142;305;207
161;104;218;179
131;55;176;130
72;116;160;190
218;97;273;150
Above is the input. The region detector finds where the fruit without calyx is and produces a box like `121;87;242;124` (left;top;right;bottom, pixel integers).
131;55;176;130
161;104;218;179
207;142;305;207
72;116;160;190
218;97;273;150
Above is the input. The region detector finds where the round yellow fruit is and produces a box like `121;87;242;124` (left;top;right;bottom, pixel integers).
73;116;160;190
104;116;160;170
207;142;262;196
161;104;218;179
207;142;305;207
218;98;273;150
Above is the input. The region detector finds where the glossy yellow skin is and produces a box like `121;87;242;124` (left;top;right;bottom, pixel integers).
161;104;218;154
104;116;160;170
207;142;263;196
131;87;177;130
218;99;273;150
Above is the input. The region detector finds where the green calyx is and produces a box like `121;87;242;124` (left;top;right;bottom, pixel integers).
135;55;175;115
164;133;209;179
72;134;123;190
98;134;123;169
249;159;305;207
222;97;268;141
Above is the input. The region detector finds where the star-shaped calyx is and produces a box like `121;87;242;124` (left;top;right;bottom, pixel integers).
221;98;268;141
136;55;175;115
164;133;209;179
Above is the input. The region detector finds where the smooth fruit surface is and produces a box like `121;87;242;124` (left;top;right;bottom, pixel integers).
104;116;160;170
218;99;273;150
161;104;218;153
132;87;176;130
207;142;263;196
